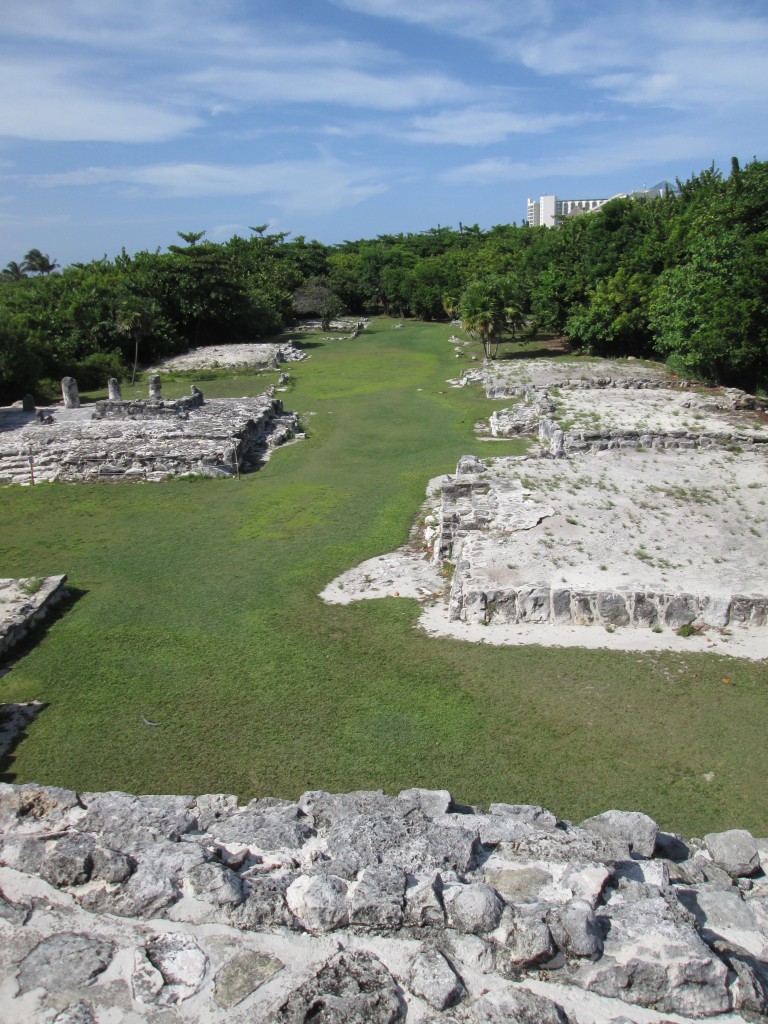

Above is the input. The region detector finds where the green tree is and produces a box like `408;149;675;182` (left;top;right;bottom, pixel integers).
23;249;59;275
1;261;29;281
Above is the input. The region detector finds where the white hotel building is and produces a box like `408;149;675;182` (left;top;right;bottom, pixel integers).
526;194;609;227
527;183;675;228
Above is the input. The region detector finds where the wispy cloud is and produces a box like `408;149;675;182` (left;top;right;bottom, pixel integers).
0;58;199;143
0;1;476;145
185;66;473;111
406;107;598;145
30;158;388;213
441;130;711;186
330;0;550;43
332;0;768;116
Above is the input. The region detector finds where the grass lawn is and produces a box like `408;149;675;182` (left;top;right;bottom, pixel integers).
2;319;767;837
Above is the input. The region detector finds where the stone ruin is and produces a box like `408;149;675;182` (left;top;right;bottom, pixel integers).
1;782;767;1022
0;377;302;485
0;576;69;662
417;360;768;640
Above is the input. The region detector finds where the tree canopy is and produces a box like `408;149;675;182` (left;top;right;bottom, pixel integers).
2;158;767;401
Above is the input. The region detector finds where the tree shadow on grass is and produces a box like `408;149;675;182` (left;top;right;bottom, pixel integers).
0;587;87;782
496;337;572;361
292;340;327;350
0;702;49;783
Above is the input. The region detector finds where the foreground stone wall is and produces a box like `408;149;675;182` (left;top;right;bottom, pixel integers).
0;783;766;1023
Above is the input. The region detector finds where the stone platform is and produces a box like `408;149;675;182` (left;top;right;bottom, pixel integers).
0;389;301;485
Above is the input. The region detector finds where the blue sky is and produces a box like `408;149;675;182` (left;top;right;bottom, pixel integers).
1;0;766;266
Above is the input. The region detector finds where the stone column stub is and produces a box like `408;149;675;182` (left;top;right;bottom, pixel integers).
61;377;80;408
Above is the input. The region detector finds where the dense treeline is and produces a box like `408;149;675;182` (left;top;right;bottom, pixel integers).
1;159;767;402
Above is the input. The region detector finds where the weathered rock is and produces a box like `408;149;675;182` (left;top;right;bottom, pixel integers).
613;858;669;887
498;903;556;967
547;898;603;958
464;988;569;1023
143;932;209;1005
407;947;465;1010
231;874;298;930
91;843;135;883
0;834;45;873
712;939;768;1015
1;782;762;1023
484;863;553;903
0;884;29;925
571;895;731;1016
488;803;558;830
187;860;245;905
324;809;481;875
193;792;239;831
447;882;503;935
494;825;630;864
271;949;406;1023
40;833;95;887
77;790;197;847
676;886;765;954
348;863;406;930
286;873;349;932
107;378;121;401
209;802;314;850
404;871;446;927
51;1003;97;1024
147;373;162;399
580;809;658;859
0;782;82;833
704;828;761;877
16;932;115;994
213;950;284;1008
398;787;454;817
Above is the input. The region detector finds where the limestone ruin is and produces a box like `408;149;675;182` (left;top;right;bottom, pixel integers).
1;782;767;1023
0;576;69;663
0;385;301;485
325;356;768;657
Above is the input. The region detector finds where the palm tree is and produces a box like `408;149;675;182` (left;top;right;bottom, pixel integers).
116;302;156;385
459;280;507;359
1;260;29;281
442;293;460;322
23;249;59;275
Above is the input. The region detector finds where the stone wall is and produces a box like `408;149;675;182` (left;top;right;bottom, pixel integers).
1;782;766;1022
538;418;768;458
449;576;768;630
0;576;69;661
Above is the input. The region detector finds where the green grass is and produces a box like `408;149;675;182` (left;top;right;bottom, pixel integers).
2;319;768;836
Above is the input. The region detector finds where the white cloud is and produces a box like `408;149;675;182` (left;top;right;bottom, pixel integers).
440;129;713;186
406;107;597;145
31;159;388;214
186;66;473;111
0;58;199;143
333;0;768;117
330;0;550;41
